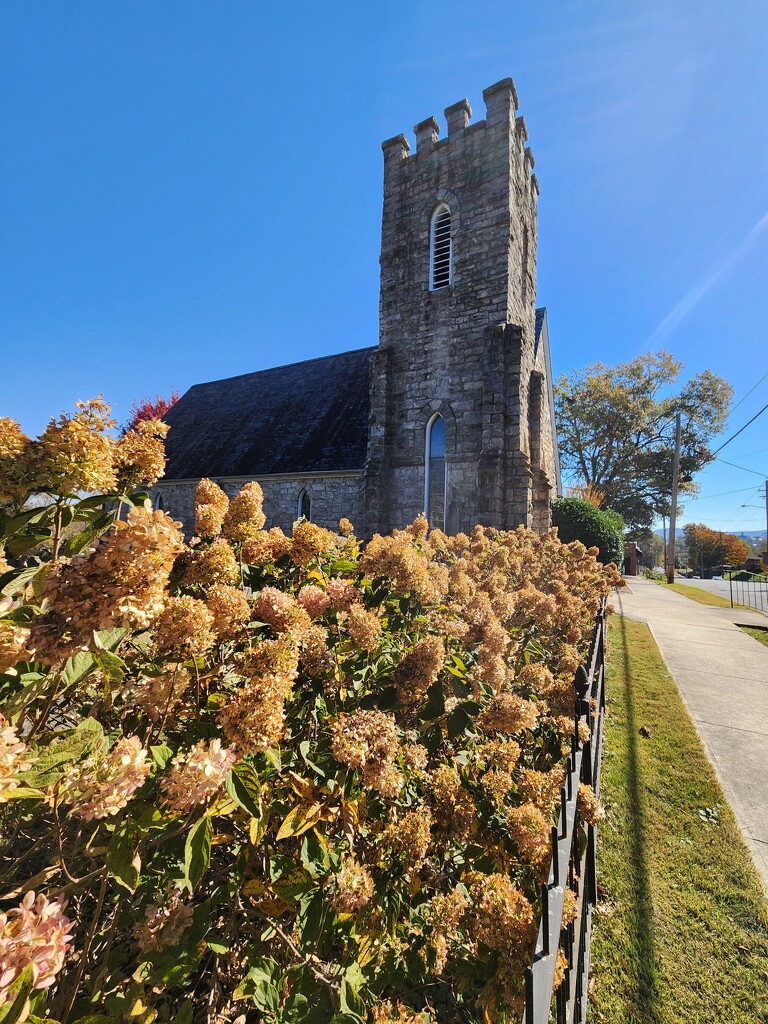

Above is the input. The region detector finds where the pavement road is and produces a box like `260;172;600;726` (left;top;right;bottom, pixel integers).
678;576;768;615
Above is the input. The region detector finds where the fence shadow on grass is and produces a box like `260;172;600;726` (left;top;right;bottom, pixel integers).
614;608;660;1021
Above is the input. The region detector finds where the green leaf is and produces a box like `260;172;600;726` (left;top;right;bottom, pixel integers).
0;963;35;1024
206;940;229;954
225;763;262;818
0;564;43;598
61;510;113;557
24;717;104;789
296;890;325;950
184;814;211;892
5;533;51;558
233;957;281;1009
170;1006;193;1024
150;744;173;769
107;821;142;892
61;651;97;688
93;650;126;682
2;672;50;719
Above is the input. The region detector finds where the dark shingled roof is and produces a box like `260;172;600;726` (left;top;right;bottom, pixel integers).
535;306;545;340
163;347;375;480
164;309;547;480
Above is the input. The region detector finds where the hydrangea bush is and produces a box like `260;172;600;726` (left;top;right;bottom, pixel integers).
0;401;620;1024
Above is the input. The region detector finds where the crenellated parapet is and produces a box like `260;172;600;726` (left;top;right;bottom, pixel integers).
380;78;538;203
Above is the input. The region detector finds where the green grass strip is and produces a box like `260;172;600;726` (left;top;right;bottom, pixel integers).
647;578;760;613
738;625;768;649
590;616;768;1024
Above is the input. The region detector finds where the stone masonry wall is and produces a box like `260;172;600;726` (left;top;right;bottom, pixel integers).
364;78;543;536
151;473;366;537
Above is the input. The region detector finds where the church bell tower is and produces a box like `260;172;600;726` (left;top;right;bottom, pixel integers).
364;78;553;536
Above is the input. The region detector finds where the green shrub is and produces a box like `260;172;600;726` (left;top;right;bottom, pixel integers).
551;497;625;567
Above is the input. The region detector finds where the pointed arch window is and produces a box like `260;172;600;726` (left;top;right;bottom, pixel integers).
297;488;311;521
430;204;452;290
424;414;447;531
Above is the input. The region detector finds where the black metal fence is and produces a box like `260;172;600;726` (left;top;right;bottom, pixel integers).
728;571;768;614
522;600;606;1024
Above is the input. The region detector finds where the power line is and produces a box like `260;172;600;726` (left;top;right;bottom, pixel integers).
684;485;760;502
711;399;768;456
728;369;768;416
714;457;768;478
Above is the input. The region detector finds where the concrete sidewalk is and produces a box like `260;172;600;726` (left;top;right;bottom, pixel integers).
616;577;768;893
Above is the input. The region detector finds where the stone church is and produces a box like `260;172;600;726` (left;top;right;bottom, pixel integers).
153;78;561;537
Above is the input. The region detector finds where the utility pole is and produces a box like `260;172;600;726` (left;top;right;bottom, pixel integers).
764;478;768;569
666;412;682;584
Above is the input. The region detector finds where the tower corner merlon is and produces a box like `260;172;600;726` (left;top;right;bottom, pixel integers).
381;133;411;167
482;77;519;125
413;115;440;153
444;98;471;136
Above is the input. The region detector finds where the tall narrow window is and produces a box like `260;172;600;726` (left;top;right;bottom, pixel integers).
425;414;447;531
430;204;452;290
297;489;311;521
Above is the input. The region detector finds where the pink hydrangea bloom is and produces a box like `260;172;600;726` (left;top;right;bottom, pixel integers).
0;891;74;1004
160;738;237;812
65;736;151;821
297;585;331;619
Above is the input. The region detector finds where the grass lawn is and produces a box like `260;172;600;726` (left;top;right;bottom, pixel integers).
590;616;768;1024
738;625;768;649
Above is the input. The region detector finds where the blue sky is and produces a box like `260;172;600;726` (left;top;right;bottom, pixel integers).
1;1;766;533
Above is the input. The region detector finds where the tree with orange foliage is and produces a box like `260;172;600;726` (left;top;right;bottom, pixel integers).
684;523;749;570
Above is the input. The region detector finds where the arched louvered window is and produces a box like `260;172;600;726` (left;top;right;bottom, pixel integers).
430;204;452;290
297;488;311;521
424;414;447;530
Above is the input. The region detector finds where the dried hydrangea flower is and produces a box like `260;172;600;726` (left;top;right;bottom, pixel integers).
133;888;193;952
64;736;151;820
161;738;237;812
114;418;169;490
241;527;292;565
28;502;183;663
0;417;33;503
338;517;354;537
394;635;444;704
0;890;74;1000
290;519;337;567
346;604;382;653
205;583;251;640
297;584;331;619
0;713;33;803
330;859;374;913
134;667;191;722
183;537;240;587
32;397;117;497
468;873;536;959
331;710;399;771
479;693;539;735
0;622;31;675
222;481;266;542
194;478;229;538
577;782;605;825
153;595;216;659
299;624;334;678
326;578;360;610
507;801;551;864
254;587;311;639
382;808;432;869
220;639;299;755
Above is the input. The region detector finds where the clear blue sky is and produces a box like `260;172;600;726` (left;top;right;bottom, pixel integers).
1;1;766;533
